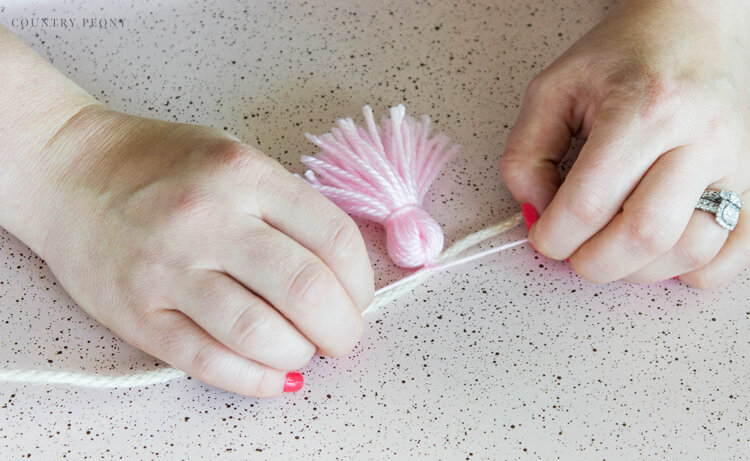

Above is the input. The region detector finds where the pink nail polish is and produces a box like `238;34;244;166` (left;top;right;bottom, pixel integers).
522;203;539;251
283;372;304;393
521;203;539;231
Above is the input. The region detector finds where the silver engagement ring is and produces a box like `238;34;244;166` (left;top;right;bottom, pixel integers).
695;189;743;231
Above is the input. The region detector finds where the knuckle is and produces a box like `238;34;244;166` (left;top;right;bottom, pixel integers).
189;335;282;398
164;187;215;227
207;141;257;171
320;213;375;309
624;210;674;254
284;258;364;357
499;151;526;184
189;342;222;381
681;244;749;290
285;259;329;309
568;189;609;225
322;214;362;261
206;141;277;182
526;73;553;98
127;308;162;351
249;366;278;399
498;150;514;173
132;305;161;329
229;304;272;355
189;276;223;306
635;74;682;123
674;239;721;269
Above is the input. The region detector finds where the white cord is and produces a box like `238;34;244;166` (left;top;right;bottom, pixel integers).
0;212;525;389
0;367;186;388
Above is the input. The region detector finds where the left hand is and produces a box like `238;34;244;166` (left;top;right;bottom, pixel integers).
500;0;750;288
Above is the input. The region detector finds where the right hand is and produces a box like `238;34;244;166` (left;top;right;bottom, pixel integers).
20;104;374;397
499;0;750;287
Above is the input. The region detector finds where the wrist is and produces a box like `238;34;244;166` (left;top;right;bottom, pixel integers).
0;26;109;254
0;102;132;258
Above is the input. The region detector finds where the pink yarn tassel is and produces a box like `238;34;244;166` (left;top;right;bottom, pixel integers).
301;105;459;268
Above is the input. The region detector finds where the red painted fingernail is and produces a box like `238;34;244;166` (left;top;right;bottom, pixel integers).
283;372;304;393
522;203;539;251
521;203;539;231
673;276;680;280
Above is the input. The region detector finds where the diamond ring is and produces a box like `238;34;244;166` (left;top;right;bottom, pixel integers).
695;189;743;231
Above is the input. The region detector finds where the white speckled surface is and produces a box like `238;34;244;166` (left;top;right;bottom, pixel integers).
1;0;748;459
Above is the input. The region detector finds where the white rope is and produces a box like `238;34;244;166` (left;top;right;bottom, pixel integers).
0;366;186;388
363;212;525;314
0;212;525;389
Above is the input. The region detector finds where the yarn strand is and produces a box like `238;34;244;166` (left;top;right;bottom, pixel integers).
0;213;525;389
302;104;458;268
0;366;187;388
364;237;528;316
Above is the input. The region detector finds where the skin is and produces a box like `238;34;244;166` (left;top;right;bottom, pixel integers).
501;0;750;288
0;26;374;398
1;0;748;397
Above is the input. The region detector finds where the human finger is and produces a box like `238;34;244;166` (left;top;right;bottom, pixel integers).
623;209;727;283
133;308;299;398
499;71;579;213
221;218;364;358
175;270;316;371
679;190;750;289
530;104;675;260
252;157;374;311
569;145;719;283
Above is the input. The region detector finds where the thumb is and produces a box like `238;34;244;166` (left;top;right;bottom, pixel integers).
499;74;579;214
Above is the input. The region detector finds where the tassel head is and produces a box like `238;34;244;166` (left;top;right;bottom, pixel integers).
385;205;444;268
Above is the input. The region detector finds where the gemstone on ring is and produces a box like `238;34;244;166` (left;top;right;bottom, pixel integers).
696;189;743;231
717;200;740;230
719;190;743;209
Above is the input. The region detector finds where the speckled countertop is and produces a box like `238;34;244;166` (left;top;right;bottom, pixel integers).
0;0;748;459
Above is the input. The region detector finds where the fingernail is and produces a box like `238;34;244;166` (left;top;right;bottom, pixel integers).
673;276;680;280
522;203;539;251
522;203;539;231
283;372;304;393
